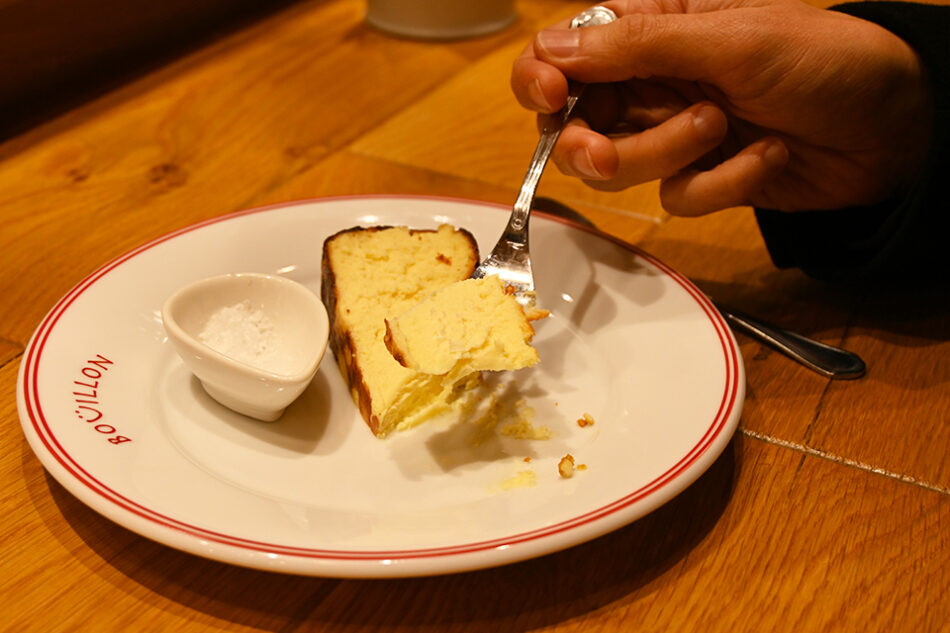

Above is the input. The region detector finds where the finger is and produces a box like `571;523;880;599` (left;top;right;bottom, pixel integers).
510;13;579;112
553;102;729;190
511;55;568;113
609;102;728;187
659;138;790;216
602;0;767;16
533;5;767;85
514;1;741;113
551;121;619;180
572;80;692;133
613;79;694;129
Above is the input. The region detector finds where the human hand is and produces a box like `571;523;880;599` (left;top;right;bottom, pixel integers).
511;0;933;215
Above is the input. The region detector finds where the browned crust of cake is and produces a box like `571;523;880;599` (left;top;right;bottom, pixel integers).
320;225;479;436
382;320;409;369
321;233;381;435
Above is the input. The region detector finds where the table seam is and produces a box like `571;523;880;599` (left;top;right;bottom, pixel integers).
738;427;950;495
1;347;23;372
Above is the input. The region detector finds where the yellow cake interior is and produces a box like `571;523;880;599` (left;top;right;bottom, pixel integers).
384;275;541;376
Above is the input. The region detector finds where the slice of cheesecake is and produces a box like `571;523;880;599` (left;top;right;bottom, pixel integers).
321;224;480;437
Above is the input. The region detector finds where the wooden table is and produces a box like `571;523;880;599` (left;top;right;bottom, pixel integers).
2;0;948;630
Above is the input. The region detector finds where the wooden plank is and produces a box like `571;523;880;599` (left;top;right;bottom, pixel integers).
0;0;303;139
347;2;670;230
0;0;517;347
250;151;660;246
806;287;950;490
3;0;947;630
0;339;21;370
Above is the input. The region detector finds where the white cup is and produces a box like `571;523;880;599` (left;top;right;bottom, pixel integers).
366;0;516;40
162;273;329;422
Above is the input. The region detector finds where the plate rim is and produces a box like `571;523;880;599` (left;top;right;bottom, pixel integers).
17;194;744;576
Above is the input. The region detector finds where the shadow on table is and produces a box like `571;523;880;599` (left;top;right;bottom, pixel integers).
0;0;302;145
34;431;741;631
706;272;949;338
700;269;950;392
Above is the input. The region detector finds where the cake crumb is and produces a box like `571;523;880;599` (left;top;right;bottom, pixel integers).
500;418;552;440
523;456;532;463
501;470;537;490
577;413;595;428
558;454;575;478
577;463;587;471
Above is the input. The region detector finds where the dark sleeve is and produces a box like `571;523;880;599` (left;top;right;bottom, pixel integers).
754;1;950;282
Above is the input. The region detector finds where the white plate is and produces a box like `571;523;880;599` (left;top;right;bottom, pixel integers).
17;195;743;578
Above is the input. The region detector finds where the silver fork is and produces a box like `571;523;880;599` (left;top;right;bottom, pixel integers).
471;6;618;308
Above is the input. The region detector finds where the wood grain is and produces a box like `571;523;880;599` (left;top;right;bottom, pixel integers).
635;210;950;490
808;288;950;489
0;340;22;370
0;0;508;346
0;0;303;139
1;0;948;630
4;357;947;633
348;10;669;228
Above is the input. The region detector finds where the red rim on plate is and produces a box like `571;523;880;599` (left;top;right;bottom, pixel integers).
17;195;743;575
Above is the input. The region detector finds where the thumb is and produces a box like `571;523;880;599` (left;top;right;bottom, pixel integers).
534;11;754;85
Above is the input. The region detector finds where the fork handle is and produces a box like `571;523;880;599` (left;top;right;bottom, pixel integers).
510;85;584;234
508;6;618;234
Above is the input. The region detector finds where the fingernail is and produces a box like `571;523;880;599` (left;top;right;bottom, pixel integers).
528;78;553;111
536;29;580;58
692;106;724;140
573;147;602;178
